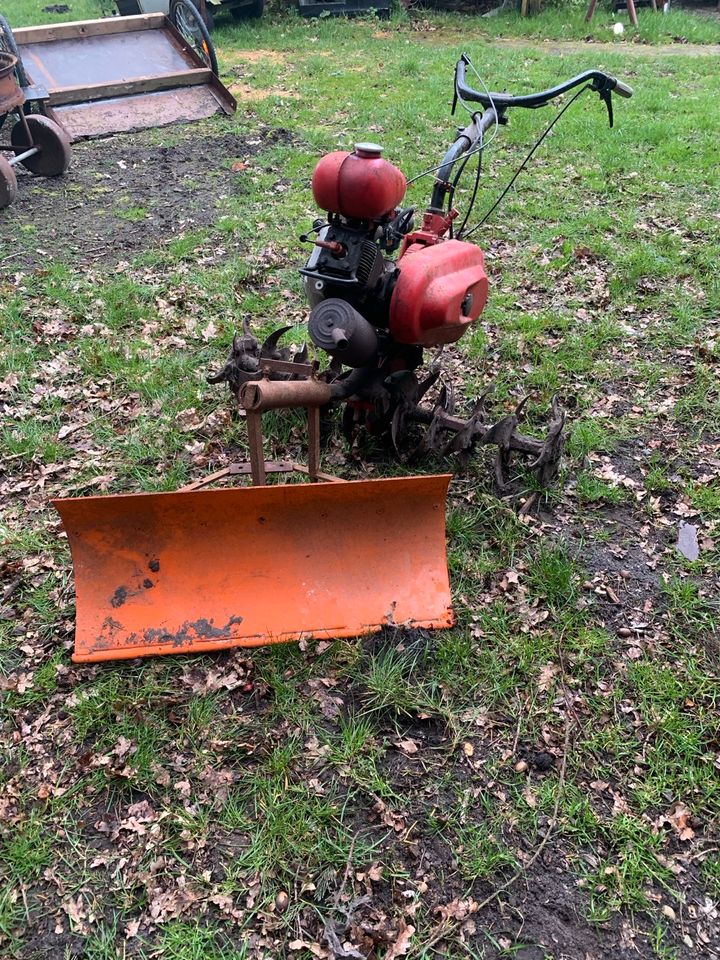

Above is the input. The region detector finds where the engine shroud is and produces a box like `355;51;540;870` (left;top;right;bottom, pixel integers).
390;240;488;346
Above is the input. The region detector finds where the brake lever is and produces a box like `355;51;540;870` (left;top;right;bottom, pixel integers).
600;88;614;128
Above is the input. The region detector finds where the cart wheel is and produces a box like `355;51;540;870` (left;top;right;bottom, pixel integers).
10;115;71;177
0;155;18;209
169;0;219;75
231;0;264;19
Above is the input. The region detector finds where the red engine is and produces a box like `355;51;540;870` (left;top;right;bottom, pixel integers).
302;143;488;356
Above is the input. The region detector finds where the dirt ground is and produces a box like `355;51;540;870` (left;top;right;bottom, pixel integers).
1;125;292;270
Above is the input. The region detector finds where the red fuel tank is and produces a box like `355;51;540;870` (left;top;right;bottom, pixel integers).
312;143;407;221
389;240;488;346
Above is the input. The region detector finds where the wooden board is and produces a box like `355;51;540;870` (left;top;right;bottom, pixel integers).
12;14;165;45
46;69;211;107
14;15;236;138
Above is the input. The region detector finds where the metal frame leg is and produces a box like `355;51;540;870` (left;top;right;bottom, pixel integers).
307;406;321;482
246;411;266;486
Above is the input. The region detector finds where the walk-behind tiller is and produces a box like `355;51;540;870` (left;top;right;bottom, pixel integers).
210;55;633;488
54;56;632;664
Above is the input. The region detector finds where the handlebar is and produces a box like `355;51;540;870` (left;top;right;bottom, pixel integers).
454;53;633;112
430;107;497;209
613;79;633;98
424;55;633;219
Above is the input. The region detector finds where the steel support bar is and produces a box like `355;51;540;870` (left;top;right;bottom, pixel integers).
307;406;321;481
246;411;266;486
8;146;39;167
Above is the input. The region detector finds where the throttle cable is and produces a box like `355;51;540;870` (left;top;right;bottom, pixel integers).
462;83;592;238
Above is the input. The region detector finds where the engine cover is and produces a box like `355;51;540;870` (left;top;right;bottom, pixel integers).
389;240;488;346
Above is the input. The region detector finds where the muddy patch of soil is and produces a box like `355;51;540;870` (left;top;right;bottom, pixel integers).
228;84;301;102
484;857;653;959
223;48;288;65
0;125;294;271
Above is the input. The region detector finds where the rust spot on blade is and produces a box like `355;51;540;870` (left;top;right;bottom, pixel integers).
95;616;124;650
141;616;245;649
110;586;129;608
93;614;245;655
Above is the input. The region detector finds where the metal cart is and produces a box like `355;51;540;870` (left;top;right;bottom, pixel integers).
0;11;235;142
0;33;71;209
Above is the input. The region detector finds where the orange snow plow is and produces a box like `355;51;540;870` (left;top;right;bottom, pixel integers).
54;474;453;663
54;374;454;664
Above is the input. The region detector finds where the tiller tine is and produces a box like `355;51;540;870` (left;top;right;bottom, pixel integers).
53;476;454;664
260;325;295;356
481;410;520;448
528;397;566;484
441;395;487;460
480;412;518;491
207;321;305;392
404;390;564;490
416;368;442;403
408;384;455;462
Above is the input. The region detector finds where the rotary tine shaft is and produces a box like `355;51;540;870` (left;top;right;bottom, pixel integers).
528;397;566;483
406;391;565;489
410;384;456;460
441;394;486;460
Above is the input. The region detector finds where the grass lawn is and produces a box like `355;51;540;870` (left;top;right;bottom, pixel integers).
1;3;719;959
5;0;720;42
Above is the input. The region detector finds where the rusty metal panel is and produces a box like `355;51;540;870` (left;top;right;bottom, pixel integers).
53;475;455;663
0;52;25;113
52;85;228;138
13;15;235;138
18;29;192;93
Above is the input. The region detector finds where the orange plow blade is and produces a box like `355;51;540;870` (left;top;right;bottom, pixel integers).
53;475;454;663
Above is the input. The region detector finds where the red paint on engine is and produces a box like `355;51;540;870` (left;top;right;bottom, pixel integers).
389;240;489;346
398;209;458;254
312;145;407;221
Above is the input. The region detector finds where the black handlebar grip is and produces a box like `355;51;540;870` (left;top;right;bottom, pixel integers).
612;78;634;98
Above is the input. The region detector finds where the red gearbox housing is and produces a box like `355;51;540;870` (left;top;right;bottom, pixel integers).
389;239;489;346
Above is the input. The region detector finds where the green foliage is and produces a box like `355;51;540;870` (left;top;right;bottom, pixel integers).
456;821;518;880
156;921;249;960
0;885;24;948
524;541;580;615
586;815;672;916
567;418;616;459
1;811;53;881
575;472;628;505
